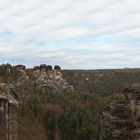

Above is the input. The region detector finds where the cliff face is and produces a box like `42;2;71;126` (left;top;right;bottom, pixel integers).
100;88;140;140
0;83;18;140
0;64;73;139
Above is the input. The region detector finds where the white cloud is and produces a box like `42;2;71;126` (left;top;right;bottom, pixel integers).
0;0;139;68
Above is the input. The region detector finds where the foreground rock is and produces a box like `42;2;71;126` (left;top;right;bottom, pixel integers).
0;83;18;140
33;65;73;92
100;87;140;140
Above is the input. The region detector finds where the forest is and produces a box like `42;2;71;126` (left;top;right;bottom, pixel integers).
1;64;140;140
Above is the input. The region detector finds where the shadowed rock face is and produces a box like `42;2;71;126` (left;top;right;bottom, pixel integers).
100;88;140;140
0;83;18;140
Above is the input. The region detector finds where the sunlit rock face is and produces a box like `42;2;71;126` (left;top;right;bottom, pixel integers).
100;88;140;140
0;83;18;140
33;65;73;92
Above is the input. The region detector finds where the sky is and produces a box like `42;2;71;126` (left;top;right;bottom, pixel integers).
0;0;140;69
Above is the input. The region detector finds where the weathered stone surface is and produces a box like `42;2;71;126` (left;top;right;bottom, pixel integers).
0;83;18;140
33;65;73;92
15;68;29;86
100;88;140;140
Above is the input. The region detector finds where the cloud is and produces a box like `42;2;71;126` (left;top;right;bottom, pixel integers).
0;0;139;69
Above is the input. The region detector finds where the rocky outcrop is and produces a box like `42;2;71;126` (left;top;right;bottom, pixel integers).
33;65;73;92
0;83;18;140
14;66;29;86
100;88;140;140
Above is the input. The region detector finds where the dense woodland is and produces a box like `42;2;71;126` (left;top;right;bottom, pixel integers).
62;69;140;95
1;64;140;140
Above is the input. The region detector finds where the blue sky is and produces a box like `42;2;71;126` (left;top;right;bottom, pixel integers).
0;0;140;69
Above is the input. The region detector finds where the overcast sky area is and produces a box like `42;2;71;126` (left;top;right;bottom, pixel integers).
0;0;140;69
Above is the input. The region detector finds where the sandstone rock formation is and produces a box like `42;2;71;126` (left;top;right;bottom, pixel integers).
0;63;73;140
33;65;73;92
100;87;140;140
0;83;18;140
15;66;29;86
5;63;12;75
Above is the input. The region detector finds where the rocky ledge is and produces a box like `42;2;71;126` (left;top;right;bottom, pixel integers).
100;87;140;140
